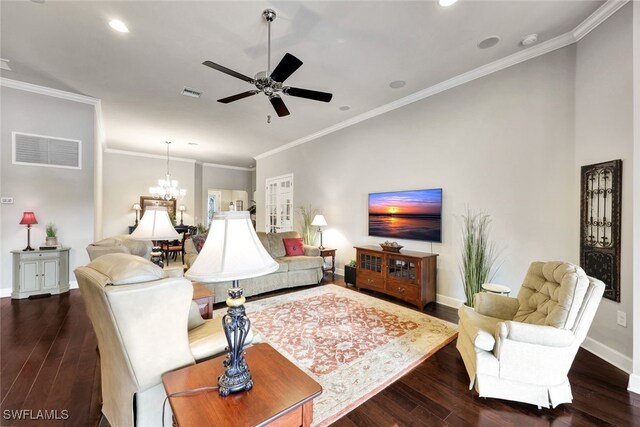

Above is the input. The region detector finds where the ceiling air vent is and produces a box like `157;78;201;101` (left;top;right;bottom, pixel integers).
13;132;81;170
181;87;202;98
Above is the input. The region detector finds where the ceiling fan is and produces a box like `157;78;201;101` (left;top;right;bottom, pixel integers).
202;9;333;118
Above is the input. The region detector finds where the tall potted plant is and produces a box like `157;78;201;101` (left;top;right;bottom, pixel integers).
459;208;500;307
296;205;319;245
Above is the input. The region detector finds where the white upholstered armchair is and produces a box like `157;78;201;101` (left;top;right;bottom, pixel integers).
75;253;249;427
456;261;604;408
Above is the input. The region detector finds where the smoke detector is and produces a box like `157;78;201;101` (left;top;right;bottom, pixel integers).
521;34;539;46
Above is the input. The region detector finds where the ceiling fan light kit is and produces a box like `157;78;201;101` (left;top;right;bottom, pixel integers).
202;8;333;118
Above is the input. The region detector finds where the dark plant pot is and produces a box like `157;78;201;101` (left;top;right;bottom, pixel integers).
344;265;357;286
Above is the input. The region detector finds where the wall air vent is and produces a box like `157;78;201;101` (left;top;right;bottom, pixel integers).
12;132;81;169
181;87;202;98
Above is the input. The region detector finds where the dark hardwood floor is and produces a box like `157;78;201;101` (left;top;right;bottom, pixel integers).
1;276;638;426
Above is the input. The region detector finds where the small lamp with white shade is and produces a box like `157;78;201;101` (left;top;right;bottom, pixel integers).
130;207;179;268
311;214;327;249
186;210;278;396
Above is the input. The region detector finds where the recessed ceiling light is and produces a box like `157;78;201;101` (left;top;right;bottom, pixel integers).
187;142;198;146
521;34;539;46
339;105;351;111
438;0;458;6
389;80;406;89
477;36;500;49
109;19;129;33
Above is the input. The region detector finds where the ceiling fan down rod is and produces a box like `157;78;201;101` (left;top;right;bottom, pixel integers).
263;9;276;79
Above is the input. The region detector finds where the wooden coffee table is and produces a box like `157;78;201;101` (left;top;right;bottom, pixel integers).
162;343;322;426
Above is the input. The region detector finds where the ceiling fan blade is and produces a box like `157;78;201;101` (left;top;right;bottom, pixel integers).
269;95;290;117
283;87;333;103
217;91;259;104
270;53;303;83
203;60;254;83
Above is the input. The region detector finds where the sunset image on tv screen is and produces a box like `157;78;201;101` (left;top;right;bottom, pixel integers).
368;188;442;242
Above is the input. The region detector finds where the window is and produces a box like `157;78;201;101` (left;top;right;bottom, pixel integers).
265;174;293;233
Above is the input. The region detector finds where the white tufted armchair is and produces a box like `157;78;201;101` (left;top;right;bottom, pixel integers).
456;261;604;408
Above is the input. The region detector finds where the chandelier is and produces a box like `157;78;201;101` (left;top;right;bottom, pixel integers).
149;141;186;200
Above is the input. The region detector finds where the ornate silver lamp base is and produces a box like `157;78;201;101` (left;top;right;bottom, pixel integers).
149;243;164;268
218;282;253;396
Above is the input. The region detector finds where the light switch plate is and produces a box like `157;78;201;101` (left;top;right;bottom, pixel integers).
617;310;627;327
0;197;14;204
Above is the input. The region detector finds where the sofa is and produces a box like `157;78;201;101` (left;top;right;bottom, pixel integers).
185;231;324;303
75;253;251;427
86;235;152;261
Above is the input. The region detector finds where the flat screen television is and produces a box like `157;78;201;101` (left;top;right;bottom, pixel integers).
368;188;442;242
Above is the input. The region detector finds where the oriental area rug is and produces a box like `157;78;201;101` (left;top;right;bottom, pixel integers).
215;284;457;426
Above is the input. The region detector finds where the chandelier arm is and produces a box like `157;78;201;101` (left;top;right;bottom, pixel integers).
150;141;186;201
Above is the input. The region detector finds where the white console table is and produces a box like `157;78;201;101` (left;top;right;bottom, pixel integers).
11;248;70;299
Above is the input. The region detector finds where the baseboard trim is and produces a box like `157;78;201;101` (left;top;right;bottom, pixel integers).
0;281;79;299
580;336;632;373
436;294;465;309
628;374;640;394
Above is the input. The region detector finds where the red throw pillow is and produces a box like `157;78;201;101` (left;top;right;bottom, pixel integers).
283;238;305;256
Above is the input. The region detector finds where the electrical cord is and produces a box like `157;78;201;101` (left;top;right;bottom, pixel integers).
162;385;219;427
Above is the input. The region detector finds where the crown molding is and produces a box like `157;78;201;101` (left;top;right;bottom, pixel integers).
202;162;254;171
104;148;197;164
0;77;99;105
573;0;629;41
255;0;626;161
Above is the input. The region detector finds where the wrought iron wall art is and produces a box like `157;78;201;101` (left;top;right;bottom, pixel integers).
580;159;622;302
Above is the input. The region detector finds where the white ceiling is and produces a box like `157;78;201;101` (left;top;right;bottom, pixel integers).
1;1;605;167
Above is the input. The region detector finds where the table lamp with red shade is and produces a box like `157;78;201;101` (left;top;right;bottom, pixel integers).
19;212;38;251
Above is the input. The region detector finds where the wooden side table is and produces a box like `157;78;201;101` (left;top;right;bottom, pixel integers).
319;248;337;281
481;283;511;295
192;283;214;319
163;343;322;427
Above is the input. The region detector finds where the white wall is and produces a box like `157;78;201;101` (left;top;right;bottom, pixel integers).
102;150;196;237
258;45;578;307
256;5;635;364
101;152;253;236
0;87;95;291
575;3;634;369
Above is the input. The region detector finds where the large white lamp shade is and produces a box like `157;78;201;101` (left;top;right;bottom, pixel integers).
130;207;179;241
185;211;278;282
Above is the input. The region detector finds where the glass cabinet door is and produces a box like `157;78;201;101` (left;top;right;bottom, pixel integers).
359;252;383;273
386;256;416;282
